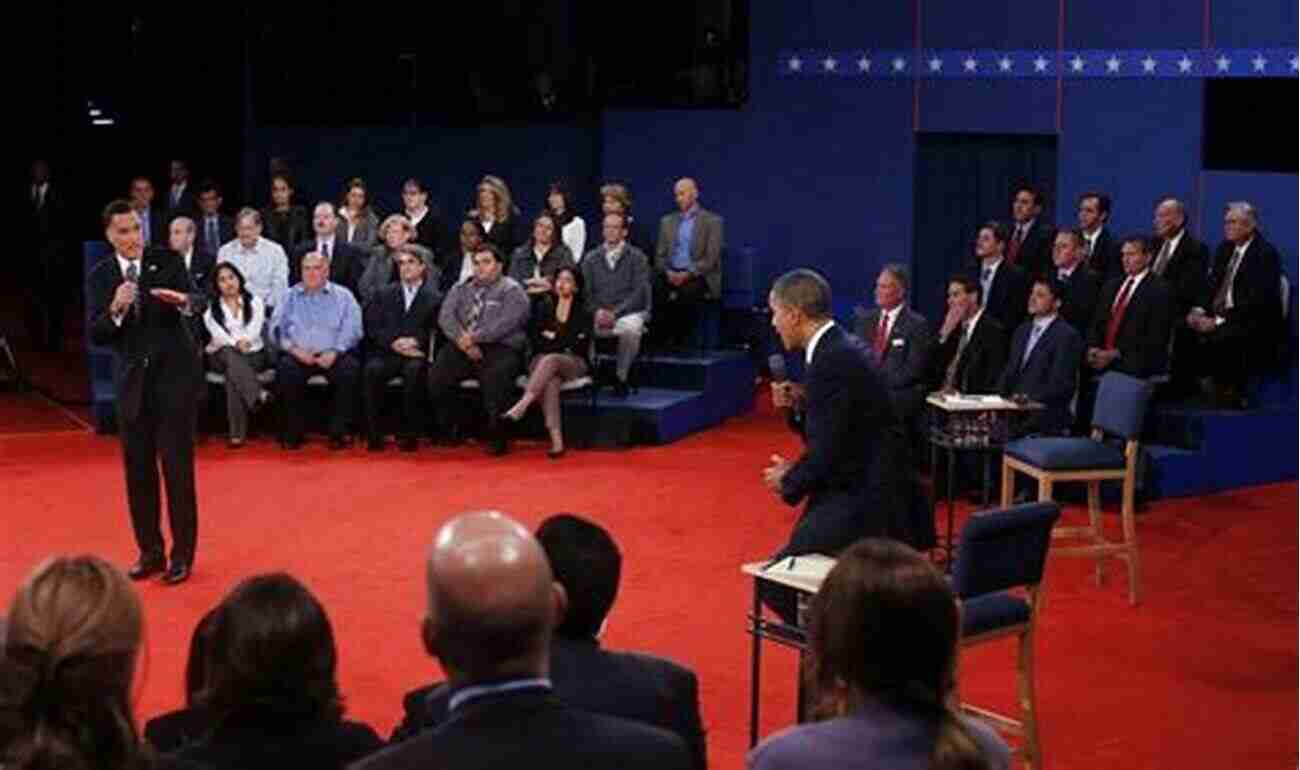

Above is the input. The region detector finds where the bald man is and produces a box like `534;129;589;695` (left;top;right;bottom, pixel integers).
355;512;690;770
653;178;724;349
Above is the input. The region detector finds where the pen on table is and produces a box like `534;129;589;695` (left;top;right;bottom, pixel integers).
786;556;797;571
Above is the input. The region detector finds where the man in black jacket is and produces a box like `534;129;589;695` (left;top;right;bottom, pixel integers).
354;511;690;770
1078;191;1122;282
1007;185;1056;278
931;274;1009;395
88;200;203;586
1051;229;1102;338
391;514;707;770
362;247;441;452
976;221;1030;338
1151;198;1212;398
999;277;1084;437
195;180;235;256
291;202;366;297
853;264;932;433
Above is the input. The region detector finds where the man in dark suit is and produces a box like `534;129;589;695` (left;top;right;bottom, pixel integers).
999;277;1084;437
1007;185;1056;277
165;159;197;221
87;200;202;586
1051;229;1102;337
24;159;68;351
1078;191;1123;282
763;270;933;622
391;514;707;770
362;247;441;452
1189;201;1285;408
931;274;1008;394
1151;198;1212;398
853;264;931;438
129;176;166;248
652;177;724;349
291;202;366;296
1080;235;1175;426
353;511;690;770
167;216;216;350
195;180;235;257
975;221;1030;338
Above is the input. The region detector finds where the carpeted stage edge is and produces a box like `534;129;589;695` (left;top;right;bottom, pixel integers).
1;398;1296;770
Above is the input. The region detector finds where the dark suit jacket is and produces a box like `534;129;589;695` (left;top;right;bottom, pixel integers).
87;248;202;423
853;306;932;420
138;206;167;247
392;637;705;770
144;706;211;754
999;317;1083;436
183;249;217;343
363;281;441;354
196;213;235;255
931;312;1008;394
358;687;690;770
654;207;724;298
1154;230;1210;317
261;205;312;251
531;298;594;359
1086;227;1123;283
780;324;931;555
165;184;197;221
481;216;527;262
1011;220;1056;278
24;183;67;282
1058;265;1102;337
174;716;382;770
1205;234;1285;367
410;208;448;256
983;261;1030;337
290;239;365;297
1088;273;1175;378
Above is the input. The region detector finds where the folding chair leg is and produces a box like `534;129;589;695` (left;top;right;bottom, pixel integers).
1121;475;1141;606
1018;629;1043;770
1087;481;1104;586
1036;478;1053;503
1000;461;1014;506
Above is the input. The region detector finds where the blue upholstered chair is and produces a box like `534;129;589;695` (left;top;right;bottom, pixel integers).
1000;371;1155;605
952;502;1061;770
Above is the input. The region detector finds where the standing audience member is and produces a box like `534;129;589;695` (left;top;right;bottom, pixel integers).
471;175;526;258
1005;184;1055;277
508;212;576;303
338;177;380;250
998;277;1084;437
853;264;931;434
931;274;1008;395
974;221;1030;338
166;160;196;221
359;214;438;307
0;555;197;770
353;511;690;770
1051;229;1101;338
1078;191;1121;282
428;245;530;455
653;178;724;349
600;181;650;253
24;159;68;351
503;266;593;457
203;263;273;448
291;202;366;296
174;573;383;770
129;175;165;248
217;208;290;313
582;212;652;396
1190;202;1285;408
747;538;1010;770
261;174;311;251
400;177;447;256
363;246;441;453
1150;198;1211;398
272;252;363;450
546;181;587;261
196;180;235;257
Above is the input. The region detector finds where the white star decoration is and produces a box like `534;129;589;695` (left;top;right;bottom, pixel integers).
1252;54;1267;72
1033;56;1049;72
1142;56;1157;73
789;56;802;72
928;57;943;72
1106;56;1121;73
1216;55;1231;71
1178;56;1194;73
1291;56;1299;72
823;57;837;71
964;57;978;72
858;56;871;72
998;56;1013;72
893;57;907;72
1070;55;1085;72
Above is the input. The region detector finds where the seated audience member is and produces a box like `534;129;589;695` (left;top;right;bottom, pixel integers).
974;221;1030;339
166;159;196;220
144;608;220;753
931;274;1008;394
998;277;1084;437
653;177;724;349
1151;198;1212;397
363;247;442;453
360;214;438;307
393;513;706;769
508;212;576;302
1051;228;1101;337
442;219;488;293
196;180;235;257
354;511;690;770
600;181;650;253
170;215;216;296
129;175;166;248
746;539;1010;770
1078;191;1121;282
428;245;530;455
338;177;379;250
400;177;446;256
1006;184;1056;277
471;175;526;258
546;181;587;260
217;207;290;313
204;263;273;447
1189;201;1285;408
271;252;363;450
0;555;194;770
503;266;593;457
582;212;652;396
174;573;382;770
260;173;310;250
292;202;367;296
853;263;931;427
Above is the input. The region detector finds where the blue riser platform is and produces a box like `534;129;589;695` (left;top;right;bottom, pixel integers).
564;387;717;445
1142;404;1299;499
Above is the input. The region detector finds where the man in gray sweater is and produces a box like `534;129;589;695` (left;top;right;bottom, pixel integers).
429;244;530;455
582;212;652;396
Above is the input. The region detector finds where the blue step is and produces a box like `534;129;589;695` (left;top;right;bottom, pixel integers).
1140;404;1299;499
564;387;716;445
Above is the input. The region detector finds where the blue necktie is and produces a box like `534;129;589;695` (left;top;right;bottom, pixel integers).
1022;324;1044;367
207;217;219;253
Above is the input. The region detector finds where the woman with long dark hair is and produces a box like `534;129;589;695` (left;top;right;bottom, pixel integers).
546;181;586;260
260;174;310;250
202;262;272;448
747;539;1010;770
338;177;379;250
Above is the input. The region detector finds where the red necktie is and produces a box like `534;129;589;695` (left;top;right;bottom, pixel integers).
874;314;889;359
1104;277;1136;350
1007;226;1024;265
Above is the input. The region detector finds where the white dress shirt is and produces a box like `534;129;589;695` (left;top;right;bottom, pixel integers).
407;207;428;228
217;236;289;308
203;295;266;354
877;304;902;340
457;252;476;284
561;217;586;264
805;320;835;365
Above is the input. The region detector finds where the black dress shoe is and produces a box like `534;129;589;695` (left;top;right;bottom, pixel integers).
281;436;303;450
547;447;566;460
367;436;385;452
161;563;191;585
398;436;419;452
127;559;166;581
329;434;354;450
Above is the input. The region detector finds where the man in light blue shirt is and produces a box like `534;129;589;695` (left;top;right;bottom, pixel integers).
653;178;724;349
272;251;363;449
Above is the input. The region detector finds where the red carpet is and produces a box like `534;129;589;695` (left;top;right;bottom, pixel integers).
1;400;1295;769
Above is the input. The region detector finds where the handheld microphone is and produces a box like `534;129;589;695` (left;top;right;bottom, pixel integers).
768;354;787;384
